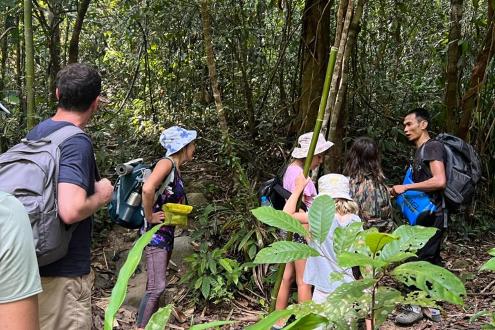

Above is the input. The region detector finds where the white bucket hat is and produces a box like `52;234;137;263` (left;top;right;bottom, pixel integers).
291;132;333;159
318;174;353;200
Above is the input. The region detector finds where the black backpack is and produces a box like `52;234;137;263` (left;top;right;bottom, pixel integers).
422;133;482;212
257;166;308;212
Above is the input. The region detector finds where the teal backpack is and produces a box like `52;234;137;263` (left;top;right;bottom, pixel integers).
108;158;174;229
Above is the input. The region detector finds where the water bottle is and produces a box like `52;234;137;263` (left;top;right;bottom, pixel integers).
260;195;271;207
121;191;142;222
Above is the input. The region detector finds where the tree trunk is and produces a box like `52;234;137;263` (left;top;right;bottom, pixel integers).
234;1;257;138
68;0;91;64
15;15;25;124
199;0;229;135
325;0;366;172
291;0;332;134
0;16;11;99
199;0;248;187
444;0;463;133
321;0;352;135
458;0;494;139
24;0;35;129
47;0;62;105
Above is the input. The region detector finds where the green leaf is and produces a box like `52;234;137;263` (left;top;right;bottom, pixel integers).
189;320;236;329
219;258;233;273
208;258;217;274
245;309;294;330
283;313;328;330
488;248;495;257
308;195;335;244
364;232;398;254
254;241;319;264
251;206;308;237
333;222;363;257
403;291;439;308
481;258;495;272
104;223;166;330
338;252;388;269
201;276;211;299
145;305;173;330
392;261;466;305
380;225;437;262
373;287;403;327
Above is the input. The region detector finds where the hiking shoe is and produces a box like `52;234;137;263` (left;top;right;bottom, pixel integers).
423;307;442;322
395;305;423;325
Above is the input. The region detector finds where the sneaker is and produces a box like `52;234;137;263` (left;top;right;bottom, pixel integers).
423;307;442;322
395;305;424;325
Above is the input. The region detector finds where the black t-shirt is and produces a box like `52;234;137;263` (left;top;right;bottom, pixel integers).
412;139;446;215
26;119;98;277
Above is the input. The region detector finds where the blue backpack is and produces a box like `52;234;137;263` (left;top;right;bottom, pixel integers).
395;166;437;225
108;158;174;229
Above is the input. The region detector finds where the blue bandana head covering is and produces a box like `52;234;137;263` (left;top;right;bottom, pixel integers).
159;126;197;156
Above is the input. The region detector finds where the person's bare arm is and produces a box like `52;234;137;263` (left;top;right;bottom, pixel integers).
142;158;173;224
58;178;113;224
283;173;310;224
392;160;446;196
0;295;39;330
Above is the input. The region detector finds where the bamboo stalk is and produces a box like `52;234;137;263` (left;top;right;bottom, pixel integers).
269;46;338;312
24;0;35;129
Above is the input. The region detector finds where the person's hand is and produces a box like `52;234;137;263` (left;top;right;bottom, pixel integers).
95;178;113;204
147;211;164;224
295;173;310;191
391;184;407;196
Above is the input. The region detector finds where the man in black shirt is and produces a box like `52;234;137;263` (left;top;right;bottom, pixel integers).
391;108;447;325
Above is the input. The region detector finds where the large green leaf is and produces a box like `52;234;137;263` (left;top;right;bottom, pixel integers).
333;222;363;257
379;225;437;262
481;258;495;271
488;248;495;257
244;309;294;330
104;223;166;330
308;195;335;244
251;206;308;237
364;232;398;254
254;241;319;264
338;252;388;269
391;261;466;305
145;305;173;330
283;313;328;330
189;320;236;329
373;287;403;327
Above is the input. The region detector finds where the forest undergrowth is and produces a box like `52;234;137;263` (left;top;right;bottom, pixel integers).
89;145;495;329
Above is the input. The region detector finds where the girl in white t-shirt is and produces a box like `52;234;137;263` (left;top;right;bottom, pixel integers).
284;173;363;303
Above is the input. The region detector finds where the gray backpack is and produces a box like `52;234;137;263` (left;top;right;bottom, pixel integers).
0;125;85;266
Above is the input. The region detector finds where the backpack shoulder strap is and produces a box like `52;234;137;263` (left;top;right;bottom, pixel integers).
21;124;85;147
154;157;175;201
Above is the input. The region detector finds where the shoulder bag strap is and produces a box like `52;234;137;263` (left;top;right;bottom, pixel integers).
154;157;175;202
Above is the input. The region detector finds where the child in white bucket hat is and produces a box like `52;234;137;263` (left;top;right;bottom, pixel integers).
272;132;333;329
283;173;363;309
137;126;197;329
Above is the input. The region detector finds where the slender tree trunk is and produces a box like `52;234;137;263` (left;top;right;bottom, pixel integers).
47;1;62;105
325;0;366;172
24;0;35;129
235;1;257;138
290;0;332;134
199;0;248;187
444;0;463;133
321;0;352;135
0;16;10;99
68;0;91;64
15;16;25;124
458;1;494;139
199;0;229;135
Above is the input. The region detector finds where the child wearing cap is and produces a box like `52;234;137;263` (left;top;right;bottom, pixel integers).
136;126;197;329
284;173;363;305
273;132;333;329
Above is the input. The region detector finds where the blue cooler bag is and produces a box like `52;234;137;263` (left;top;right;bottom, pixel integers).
395;167;436;225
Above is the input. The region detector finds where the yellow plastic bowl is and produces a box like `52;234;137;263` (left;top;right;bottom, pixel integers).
162;203;193;227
